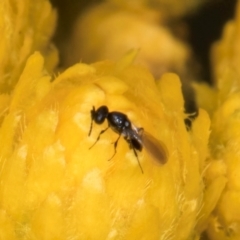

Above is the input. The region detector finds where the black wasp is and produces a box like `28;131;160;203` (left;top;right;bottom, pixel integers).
88;105;168;173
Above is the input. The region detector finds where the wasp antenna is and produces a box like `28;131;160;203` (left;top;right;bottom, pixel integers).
88;106;95;136
88;118;93;137
88;118;93;136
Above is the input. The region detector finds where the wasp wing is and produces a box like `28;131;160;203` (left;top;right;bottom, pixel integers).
141;131;168;164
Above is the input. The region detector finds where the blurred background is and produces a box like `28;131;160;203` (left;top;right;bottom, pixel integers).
50;0;237;83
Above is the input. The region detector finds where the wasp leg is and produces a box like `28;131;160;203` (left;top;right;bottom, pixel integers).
89;126;109;149
108;134;121;161
127;139;144;174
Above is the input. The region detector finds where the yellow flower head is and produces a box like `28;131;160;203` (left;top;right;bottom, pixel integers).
0;0;57;93
194;1;240;239
0;51;210;239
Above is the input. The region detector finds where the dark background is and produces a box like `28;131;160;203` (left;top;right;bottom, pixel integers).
50;0;237;83
183;0;237;82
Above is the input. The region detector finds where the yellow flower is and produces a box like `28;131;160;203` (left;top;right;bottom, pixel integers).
0;50;210;239
65;2;191;79
0;0;57;93
107;0;205;17
0;0;215;239
194;1;240;239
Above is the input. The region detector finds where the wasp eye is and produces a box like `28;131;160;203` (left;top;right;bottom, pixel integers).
96;114;105;123
95;106;109;124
